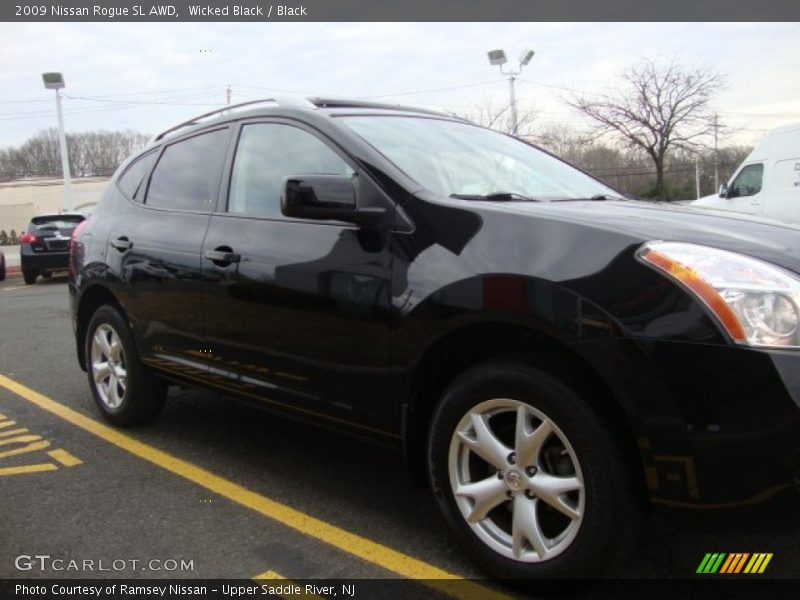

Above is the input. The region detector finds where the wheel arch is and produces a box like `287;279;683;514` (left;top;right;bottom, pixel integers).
402;321;649;501
75;284;125;371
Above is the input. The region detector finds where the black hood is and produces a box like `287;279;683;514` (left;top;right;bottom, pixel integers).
468;198;800;275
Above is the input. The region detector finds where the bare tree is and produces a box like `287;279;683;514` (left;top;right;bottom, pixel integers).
449;100;538;137
0;129;149;180
568;60;725;200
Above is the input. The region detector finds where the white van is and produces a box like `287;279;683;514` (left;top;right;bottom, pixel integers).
692;123;800;222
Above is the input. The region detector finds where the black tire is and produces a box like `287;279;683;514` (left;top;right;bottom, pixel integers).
42;272;52;279
85;304;166;426
428;360;644;580
22;268;37;285
0;255;5;281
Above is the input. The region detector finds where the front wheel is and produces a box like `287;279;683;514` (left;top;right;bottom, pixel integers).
428;361;644;580
85;305;166;426
22;268;37;285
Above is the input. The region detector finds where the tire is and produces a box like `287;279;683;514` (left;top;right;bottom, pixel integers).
428;360;644;580
85;304;166;426
23;268;37;285
42;272;52;279
0;255;5;281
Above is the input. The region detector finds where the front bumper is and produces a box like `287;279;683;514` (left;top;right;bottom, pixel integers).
572;338;800;518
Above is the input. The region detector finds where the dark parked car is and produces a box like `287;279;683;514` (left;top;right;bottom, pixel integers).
20;212;85;284
69;98;800;580
0;249;5;281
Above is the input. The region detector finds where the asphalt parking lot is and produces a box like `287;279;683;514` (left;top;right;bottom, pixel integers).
1;274;798;598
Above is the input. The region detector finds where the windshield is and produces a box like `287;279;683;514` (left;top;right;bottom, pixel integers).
340;116;619;201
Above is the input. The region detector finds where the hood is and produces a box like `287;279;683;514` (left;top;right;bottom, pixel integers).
461;198;800;274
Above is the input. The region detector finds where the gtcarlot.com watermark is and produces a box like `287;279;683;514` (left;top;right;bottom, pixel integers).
14;555;194;573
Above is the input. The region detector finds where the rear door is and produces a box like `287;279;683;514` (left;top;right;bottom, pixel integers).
201;120;395;433
105;127;230;381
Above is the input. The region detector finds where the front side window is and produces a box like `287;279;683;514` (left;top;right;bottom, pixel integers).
146;129;229;211
229;123;354;217
340;116;618;201
728;163;764;198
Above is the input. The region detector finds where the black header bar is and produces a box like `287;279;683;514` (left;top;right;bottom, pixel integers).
3;0;800;22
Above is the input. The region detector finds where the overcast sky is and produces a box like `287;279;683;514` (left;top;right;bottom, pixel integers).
1;22;798;148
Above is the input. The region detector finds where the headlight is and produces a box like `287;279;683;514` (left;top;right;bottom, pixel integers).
638;241;800;349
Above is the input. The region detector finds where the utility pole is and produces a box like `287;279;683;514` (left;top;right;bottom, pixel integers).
42;72;74;213
487;48;534;137
713;113;719;191
695;157;701;199
226;85;231;106
508;74;518;137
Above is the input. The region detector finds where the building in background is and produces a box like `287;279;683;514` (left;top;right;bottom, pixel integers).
0;176;109;235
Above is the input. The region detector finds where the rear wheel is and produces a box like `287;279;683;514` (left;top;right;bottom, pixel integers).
428;360;644;580
85;305;166;426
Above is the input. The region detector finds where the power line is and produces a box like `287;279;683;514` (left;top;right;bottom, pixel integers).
358;80;503;99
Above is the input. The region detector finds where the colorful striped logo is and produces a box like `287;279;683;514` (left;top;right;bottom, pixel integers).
696;553;773;574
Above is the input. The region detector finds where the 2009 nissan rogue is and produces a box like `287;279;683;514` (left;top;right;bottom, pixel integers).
69;97;800;580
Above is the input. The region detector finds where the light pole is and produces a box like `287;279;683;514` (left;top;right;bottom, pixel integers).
42;72;74;212
487;48;534;137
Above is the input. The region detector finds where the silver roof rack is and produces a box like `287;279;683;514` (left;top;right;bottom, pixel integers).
153;96;316;143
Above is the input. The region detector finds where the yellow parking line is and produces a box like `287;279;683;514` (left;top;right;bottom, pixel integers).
48;448;83;467
0;428;30;438
0;434;43;446
0;463;59;476
0;439;50;458
0;374;510;600
0;420;19;429
252;571;323;599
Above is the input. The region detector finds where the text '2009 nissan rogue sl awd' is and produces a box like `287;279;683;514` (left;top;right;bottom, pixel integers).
69;97;800;581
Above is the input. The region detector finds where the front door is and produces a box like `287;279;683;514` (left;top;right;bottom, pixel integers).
201;121;395;434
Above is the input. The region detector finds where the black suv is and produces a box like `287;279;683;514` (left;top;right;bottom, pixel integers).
21;212;85;284
69;98;800;580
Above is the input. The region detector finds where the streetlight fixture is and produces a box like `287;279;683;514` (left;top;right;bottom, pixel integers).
42;72;74;212
487;48;535;137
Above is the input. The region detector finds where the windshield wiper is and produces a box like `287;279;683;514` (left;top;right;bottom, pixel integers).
552;193;628;202
449;192;541;202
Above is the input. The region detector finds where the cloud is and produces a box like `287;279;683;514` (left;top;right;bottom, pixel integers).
0;22;797;147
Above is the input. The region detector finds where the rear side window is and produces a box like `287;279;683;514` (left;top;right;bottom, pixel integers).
117;151;157;201
146;129;229;211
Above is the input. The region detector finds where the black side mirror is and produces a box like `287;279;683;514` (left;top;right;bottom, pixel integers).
718;183;729;198
281;174;384;226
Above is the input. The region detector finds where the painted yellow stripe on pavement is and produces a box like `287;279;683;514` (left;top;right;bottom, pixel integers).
0;439;49;458
0;428;30;438
0;374;510;600
0;463;59;476
48;448;83;467
252;571;323;599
